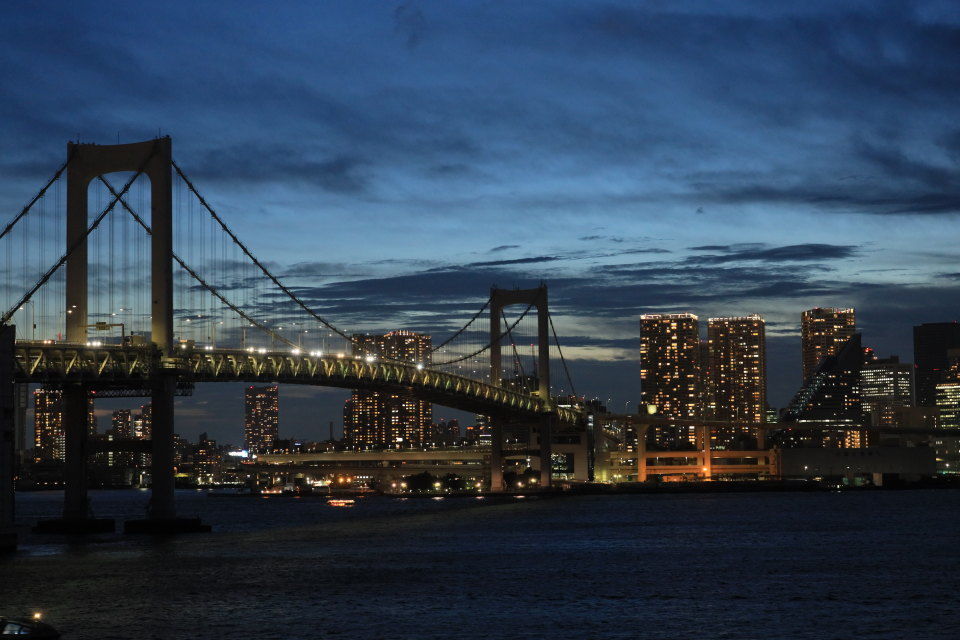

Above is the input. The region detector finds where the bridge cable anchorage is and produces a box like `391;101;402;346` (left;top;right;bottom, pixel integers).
548;311;577;397
0;146;77;243
97;176;296;350
1;142;160;326
173;160;522;367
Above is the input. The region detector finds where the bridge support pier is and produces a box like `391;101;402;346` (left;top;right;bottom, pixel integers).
1;325;17;551
150;375;176;519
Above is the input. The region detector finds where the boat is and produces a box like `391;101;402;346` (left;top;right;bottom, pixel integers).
327;498;355;507
1;613;60;638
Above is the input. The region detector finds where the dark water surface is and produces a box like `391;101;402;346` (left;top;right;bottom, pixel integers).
3;489;959;639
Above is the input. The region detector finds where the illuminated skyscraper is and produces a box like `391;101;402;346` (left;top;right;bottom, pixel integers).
640;313;700;446
784;333;866;448
934;367;960;473
34;388;64;461
707;315;766;446
244;385;279;453
801;307;856;382
913;322;960;407
344;331;432;447
861;356;914;427
33;388;96;461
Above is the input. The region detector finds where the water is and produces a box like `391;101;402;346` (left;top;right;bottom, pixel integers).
3;489;959;639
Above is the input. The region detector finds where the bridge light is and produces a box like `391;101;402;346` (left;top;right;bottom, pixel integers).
365;355;375;363
416;363;424;370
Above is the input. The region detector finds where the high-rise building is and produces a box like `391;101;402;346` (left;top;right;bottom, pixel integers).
707;315;766;422
344;331;432;447
34;388;64;461
33;388;96;461
783;333;866;448
913;322;960;407
801;307;856;382
640;313;700;447
111;409;132;438
698;339;714;419
860;356;914;427
107;409;134;469
244;385;279;453
934;366;960;473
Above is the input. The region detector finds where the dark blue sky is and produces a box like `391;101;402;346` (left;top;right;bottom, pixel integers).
2;1;959;445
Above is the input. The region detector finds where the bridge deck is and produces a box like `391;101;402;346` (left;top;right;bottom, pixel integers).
13;341;583;424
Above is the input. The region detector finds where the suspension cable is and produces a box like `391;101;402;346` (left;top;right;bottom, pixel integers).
428;295;492;353
501;309;527;384
97;176;296;349
435;292;540;366
1;143;158;326
548;311;577;397
173;160;519;367
0;147;77;243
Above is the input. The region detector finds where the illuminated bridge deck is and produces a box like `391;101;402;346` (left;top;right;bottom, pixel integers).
12;341;583;424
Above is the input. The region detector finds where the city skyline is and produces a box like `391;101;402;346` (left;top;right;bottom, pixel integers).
2;2;959;443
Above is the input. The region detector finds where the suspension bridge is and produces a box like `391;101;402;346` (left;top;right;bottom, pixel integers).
0;137;584;536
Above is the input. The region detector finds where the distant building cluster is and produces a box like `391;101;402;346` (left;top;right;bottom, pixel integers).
638;308;960;472
343;331;432;447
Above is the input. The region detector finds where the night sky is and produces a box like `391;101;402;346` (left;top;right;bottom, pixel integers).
2;1;959;445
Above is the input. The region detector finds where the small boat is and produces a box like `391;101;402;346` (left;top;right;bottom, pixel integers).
327;498;355;507
1;614;60;638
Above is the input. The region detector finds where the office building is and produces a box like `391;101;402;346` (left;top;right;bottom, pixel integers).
783;333;866;448
913;322;960;407
860;356;914;427
639;313;700;446
801;307;856;382
935;378;960;474
244;385;279;454
344;331;432;447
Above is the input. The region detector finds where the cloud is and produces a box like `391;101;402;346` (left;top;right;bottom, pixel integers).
686;243;859;264
466;256;563;268
488;244;519;253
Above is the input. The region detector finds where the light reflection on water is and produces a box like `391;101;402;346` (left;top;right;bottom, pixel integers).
4;489;960;639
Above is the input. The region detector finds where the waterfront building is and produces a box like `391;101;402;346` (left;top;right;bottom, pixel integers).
107;409;134;469
344;331;432;447
33;388;96;461
783;333;866;448
913;322;960;407
934;365;960;473
708;315;766;419
861;356;914;427
33;388;64;461
639;313;700;447
244;385;279;454
698;339;714;419
801;307;856;382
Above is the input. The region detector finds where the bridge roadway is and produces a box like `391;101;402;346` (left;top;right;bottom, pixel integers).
12;340;582;424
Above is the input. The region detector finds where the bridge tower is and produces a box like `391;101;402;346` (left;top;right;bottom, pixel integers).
488;286;554;490
39;138;199;533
